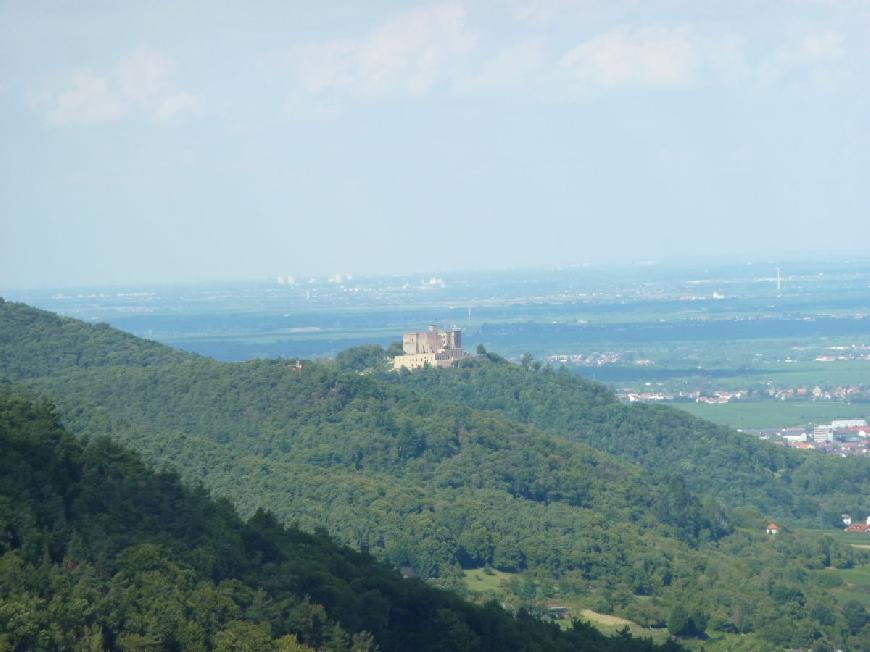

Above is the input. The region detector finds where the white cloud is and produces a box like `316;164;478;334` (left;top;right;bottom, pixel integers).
115;50;175;102
47;50;202;126
155;92;204;123
753;30;850;90
290;3;475;99
286;8;859;105
504;0;568;25
558;27;699;93
457;37;545;93
554;26;855;96
798;30;845;62
47;71;128;126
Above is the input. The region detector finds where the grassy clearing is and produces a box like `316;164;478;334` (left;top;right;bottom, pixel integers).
572;610;772;650
462;568;516;595
461;571;672;644
573;609;670;644
828;565;870;607
578;609;634;627
460;570;770;650
673;401;869;429
794;527;870;551
822;529;870;547
695;633;779;652
798;529;870;607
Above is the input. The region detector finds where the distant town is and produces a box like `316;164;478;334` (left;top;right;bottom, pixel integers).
617;384;870;405
738;419;870;457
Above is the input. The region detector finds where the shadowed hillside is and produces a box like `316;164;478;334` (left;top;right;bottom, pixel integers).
0;389;678;652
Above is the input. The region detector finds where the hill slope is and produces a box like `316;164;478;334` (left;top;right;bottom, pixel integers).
0;298;192;379
0;389;677;652
386;359;870;523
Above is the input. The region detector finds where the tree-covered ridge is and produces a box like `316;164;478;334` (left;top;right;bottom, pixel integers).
0;390;679;652
388;359;870;522
28;359;731;582
3;300;870;649
0;298;192;379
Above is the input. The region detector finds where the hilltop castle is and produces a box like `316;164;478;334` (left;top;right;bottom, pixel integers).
392;325;469;370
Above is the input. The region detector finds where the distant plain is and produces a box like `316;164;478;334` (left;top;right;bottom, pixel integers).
6;259;870;430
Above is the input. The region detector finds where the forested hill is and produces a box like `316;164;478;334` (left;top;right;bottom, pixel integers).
3;300;870;649
387;358;870;523
0;298;193;379
0;390;676;652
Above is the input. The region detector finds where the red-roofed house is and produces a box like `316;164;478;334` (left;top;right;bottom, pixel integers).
766;523;780;535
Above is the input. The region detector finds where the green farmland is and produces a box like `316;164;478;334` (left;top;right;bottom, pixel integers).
674;401;869;429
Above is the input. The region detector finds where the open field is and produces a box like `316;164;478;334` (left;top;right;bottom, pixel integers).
825;530;870;548
673;401;870;429
798;529;870;607
574;609;670;644
570;607;771;650
828;565;870;607
461;571;766;650
462;568;515;595
461;570;673;643
585;357;870;387
720;360;870;389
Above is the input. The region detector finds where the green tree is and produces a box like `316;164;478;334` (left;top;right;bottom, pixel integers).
667;605;689;636
214;621;273;652
843;600;868;635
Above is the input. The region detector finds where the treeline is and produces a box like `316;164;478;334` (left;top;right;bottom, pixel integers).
0;390;679;652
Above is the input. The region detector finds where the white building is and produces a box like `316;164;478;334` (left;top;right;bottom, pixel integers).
783;433;808;443
813;425;834;444
832;419;867;429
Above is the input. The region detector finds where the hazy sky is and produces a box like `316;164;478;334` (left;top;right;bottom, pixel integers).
2;1;869;288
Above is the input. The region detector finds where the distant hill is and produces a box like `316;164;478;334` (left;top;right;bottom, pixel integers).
0;389;677;651
0;298;192;379
2;299;869;650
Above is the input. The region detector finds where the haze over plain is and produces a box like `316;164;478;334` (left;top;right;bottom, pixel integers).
2;1;869;288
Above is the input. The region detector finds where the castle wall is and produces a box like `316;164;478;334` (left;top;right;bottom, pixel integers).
392;348;469;371
403;329;441;354
394;326;468;370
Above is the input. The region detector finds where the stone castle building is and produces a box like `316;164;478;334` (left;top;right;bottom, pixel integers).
393;325;469;370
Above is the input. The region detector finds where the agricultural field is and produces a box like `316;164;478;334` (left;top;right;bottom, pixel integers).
674;401;869;429
797;529;870;607
828;565;870;607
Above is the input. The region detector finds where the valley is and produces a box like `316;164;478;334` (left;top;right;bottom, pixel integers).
2;298;869;649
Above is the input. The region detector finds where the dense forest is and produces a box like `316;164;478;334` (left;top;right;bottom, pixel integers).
0;389;681;651
383;354;870;523
2;299;870;650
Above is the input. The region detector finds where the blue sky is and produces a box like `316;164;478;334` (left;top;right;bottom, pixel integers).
2;1;869;288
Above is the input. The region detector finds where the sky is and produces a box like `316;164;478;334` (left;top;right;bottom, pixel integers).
2;0;869;289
